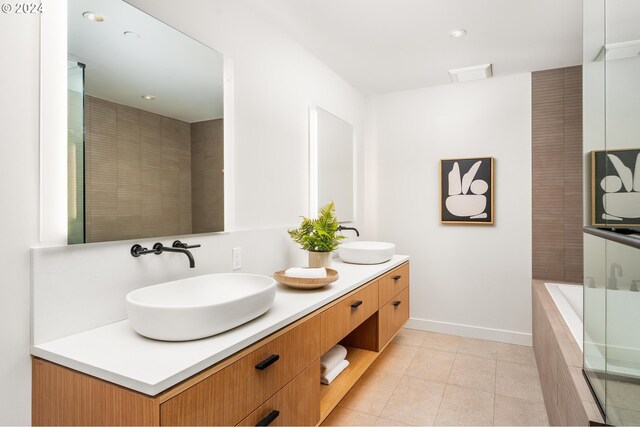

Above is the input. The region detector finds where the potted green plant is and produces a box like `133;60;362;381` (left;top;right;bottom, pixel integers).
288;201;346;268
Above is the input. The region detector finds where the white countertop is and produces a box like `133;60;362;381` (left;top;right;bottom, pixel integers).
31;255;409;396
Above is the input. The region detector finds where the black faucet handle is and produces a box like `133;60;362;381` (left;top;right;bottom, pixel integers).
131;244;161;257
172;240;201;249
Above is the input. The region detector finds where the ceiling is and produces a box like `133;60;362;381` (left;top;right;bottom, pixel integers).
68;0;224;123
249;0;583;94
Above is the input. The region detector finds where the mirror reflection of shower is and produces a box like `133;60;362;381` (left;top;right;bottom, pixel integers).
68;61;85;245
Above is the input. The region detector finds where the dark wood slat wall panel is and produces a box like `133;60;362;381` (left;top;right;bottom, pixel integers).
563;67;584;282
531;66;583;283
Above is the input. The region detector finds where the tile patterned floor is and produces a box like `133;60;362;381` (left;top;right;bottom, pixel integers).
322;328;549;426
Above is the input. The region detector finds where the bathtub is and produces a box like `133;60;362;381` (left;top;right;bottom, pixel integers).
546;282;640;378
545;283;584;351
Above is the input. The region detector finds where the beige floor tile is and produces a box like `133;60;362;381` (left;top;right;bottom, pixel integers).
393;328;429;347
322;406;378;426
375;417;410;426
608;406;640;426
421;332;461;353
606;379;640;411
496;343;536;365
372;343;420;375
405;348;456;383
493;394;549;426
339;369;403;416
434;384;494;426
458;337;498;359
495;360;544;402
380;376;446;426
448;353;496;393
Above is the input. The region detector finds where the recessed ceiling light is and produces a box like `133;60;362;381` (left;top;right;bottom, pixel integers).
82;12;105;22
448;28;467;38
142;95;156;101
124;31;140;39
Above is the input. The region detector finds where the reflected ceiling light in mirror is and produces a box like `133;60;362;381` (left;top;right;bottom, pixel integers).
124;31;140;39
141;95;156;101
82;12;105;22
448;28;467;38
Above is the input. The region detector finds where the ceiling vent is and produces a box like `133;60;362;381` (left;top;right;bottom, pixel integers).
595;40;640;62
448;63;493;83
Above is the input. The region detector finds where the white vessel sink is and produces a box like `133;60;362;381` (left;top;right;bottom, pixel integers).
126;273;277;341
338;241;396;265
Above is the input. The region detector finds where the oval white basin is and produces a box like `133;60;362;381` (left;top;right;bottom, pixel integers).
338;241;396;265
126;273;277;341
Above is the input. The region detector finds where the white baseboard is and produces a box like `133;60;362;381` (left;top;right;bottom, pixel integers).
405;317;532;346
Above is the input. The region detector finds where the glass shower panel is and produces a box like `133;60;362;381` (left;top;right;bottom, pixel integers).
584;234;608;407
604;239;640;425
604;0;640;230
603;1;640;424
583;0;608;412
68;61;85;244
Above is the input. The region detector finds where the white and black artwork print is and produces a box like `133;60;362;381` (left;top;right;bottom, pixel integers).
440;157;494;225
592;149;640;227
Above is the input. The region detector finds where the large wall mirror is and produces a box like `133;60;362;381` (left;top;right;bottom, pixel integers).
67;0;225;244
309;106;355;222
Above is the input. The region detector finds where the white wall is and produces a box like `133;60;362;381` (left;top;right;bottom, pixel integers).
0;11;41;426
127;0;366;230
0;1;366;424
366;73;533;345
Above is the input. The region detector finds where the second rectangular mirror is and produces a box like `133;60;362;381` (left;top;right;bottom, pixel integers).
310;106;354;222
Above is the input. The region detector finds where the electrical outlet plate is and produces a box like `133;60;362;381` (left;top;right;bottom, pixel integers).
232;247;242;270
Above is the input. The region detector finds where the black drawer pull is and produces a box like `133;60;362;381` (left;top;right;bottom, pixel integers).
256;409;280;426
393;275;402;281
255;354;280;370
393;300;402;307
351;300;363;308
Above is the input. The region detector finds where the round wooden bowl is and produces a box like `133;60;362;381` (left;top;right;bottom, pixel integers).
273;268;339;290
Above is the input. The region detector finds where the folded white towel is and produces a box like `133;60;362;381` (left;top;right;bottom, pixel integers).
320;344;348;373
284;267;327;279
321;359;350;385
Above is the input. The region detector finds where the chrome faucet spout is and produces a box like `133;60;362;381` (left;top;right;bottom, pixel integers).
608;263;623;290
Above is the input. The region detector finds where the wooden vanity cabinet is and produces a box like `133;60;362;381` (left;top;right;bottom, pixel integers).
237;361;320;427
378;263;410;307
33;261;410;427
160;316;321;426
378;287;410;348
320;281;378;354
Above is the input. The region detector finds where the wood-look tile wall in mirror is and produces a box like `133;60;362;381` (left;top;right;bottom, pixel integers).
67;0;224;244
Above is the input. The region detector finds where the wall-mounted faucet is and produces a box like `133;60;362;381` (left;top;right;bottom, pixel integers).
131;240;201;268
338;225;360;237
608;263;623;290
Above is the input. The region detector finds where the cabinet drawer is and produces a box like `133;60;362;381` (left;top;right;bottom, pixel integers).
320;282;378;354
161;316;321;426
378;287;410;348
378;263;409;307
237;360;320;427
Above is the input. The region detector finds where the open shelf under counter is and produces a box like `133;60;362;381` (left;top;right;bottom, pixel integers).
319;346;379;423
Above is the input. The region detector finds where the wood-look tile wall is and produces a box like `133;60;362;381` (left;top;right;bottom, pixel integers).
85;96;192;243
532;66;583;283
191;119;224;233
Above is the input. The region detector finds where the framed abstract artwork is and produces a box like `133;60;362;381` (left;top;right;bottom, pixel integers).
440;157;494;225
591;149;640;227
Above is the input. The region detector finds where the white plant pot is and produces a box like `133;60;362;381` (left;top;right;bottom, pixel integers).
308;251;332;268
